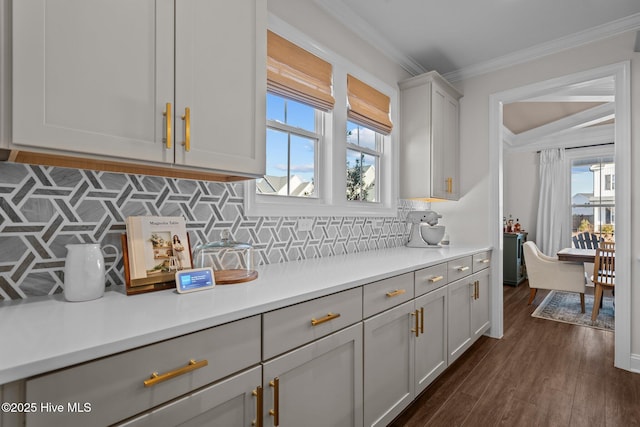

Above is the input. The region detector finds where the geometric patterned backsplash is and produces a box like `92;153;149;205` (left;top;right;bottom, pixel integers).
0;163;425;300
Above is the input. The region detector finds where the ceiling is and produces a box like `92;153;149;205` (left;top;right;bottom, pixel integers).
315;0;638;149
314;0;640;81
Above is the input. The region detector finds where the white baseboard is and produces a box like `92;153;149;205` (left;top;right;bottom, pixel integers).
628;353;640;374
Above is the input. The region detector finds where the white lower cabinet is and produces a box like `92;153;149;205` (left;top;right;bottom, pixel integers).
447;275;473;364
24;316;261;427
363;300;415;427
363;285;449;427
471;268;491;340
414;286;448;395
447;269;491;364
6;251;491;427
262;323;363;427
116;365;262;427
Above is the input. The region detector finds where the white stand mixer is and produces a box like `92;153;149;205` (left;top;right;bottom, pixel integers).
406;210;445;248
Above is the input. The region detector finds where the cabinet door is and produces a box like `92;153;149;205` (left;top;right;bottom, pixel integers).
430;84;460;200
447;276;473;364
262;324;363;427
471;269;491;339
414;286;448;395
174;0;266;176
13;0;174;163
363;300;415;427
117;366;261;427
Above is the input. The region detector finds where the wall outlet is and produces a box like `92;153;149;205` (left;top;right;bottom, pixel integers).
297;218;313;232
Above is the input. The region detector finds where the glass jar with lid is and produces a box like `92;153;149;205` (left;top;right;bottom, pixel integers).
192;230;257;284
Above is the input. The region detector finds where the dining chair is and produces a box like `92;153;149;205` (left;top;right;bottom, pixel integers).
523;241;586;312
591;243;615;321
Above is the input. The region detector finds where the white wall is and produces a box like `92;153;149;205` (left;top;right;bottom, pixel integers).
268;0;411;86
504;150;539;241
450;31;640;359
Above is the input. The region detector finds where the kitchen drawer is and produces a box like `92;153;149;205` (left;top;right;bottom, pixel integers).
263;287;362;360
473;251;492;273
25;315;261;427
363;272;414;318
414;263;448;297
448;256;473;282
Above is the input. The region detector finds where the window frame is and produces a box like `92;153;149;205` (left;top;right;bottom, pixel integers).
261;96;323;198
346;121;384;202
567;144;615;241
245;15;398;218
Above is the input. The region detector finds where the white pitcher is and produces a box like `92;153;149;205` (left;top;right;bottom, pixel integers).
64;243;118;302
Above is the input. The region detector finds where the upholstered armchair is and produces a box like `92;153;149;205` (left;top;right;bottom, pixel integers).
522;241;586;312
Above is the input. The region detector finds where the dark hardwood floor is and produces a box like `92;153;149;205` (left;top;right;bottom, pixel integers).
389;281;640;427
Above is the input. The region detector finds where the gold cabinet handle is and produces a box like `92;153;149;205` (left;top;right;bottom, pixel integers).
428;275;444;283
476;280;480;300
420;307;424;334
469;282;475;300
252;386;263;427
458;266;470;272
386;289;406;298
163;102;172;149
269;377;279;426
480;259;490;264
143;359;207;387
411;310;419;337
311;312;341;326
181;107;191;152
446;177;453;193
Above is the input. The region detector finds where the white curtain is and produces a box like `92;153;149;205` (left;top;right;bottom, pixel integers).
536;148;571;256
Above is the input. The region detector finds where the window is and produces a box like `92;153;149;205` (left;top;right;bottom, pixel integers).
346;121;382;202
345;74;391;204
605;174;615;191
245;21;398;217
258;94;321;198
570;153;615;243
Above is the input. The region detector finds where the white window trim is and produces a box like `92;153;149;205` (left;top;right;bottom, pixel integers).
566;144;615;233
245;13;398;218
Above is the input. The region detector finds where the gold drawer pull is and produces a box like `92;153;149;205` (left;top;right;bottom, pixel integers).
458;266;470;272
163;102;172;149
428;275;444;283
386;289;406;298
411;310;419;337
252;386;263;427
479;259;490;264
311;312;341;326
269;377;280;426
181;107;191;152
143;359;208;387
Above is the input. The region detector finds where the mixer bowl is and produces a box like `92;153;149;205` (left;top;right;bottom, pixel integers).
420;225;445;245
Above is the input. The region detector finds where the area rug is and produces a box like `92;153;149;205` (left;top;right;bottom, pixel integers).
532;290;614;331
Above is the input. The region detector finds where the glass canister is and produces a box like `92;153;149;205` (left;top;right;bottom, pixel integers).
192;230;257;284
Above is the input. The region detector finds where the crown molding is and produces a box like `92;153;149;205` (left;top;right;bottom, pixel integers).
445;13;640;82
313;0;426;76
313;2;640;82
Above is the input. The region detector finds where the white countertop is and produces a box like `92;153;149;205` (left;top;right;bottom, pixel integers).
0;245;490;385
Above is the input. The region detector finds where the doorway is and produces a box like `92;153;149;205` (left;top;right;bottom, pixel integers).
489;62;631;370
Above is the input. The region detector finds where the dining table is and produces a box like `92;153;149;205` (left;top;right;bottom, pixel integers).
556;247;596;263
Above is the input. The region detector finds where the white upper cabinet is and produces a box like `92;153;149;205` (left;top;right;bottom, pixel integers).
399;71;462;200
12;0;266;178
174;0;265;175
